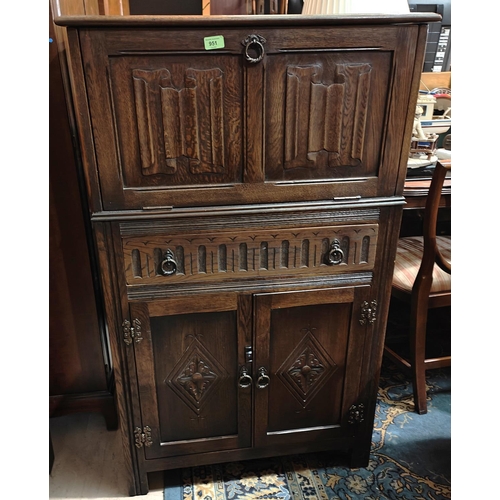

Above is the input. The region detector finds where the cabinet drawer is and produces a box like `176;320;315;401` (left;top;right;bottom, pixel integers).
122;223;378;285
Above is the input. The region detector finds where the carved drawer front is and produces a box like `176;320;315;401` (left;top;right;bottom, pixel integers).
122;224;378;285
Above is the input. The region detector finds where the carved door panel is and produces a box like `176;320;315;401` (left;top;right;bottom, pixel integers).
130;293;252;459
253;286;372;448
78;26;250;210
264;51;391;181
109;54;243;189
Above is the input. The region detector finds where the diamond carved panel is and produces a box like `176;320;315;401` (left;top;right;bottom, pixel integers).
277;329;337;408
165;338;227;415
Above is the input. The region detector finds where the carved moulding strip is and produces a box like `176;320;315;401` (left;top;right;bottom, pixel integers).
118;207;381;236
132;67;226;176
122;224;378;283
126;272;374;300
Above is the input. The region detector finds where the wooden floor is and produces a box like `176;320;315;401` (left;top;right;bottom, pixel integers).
49;412;164;499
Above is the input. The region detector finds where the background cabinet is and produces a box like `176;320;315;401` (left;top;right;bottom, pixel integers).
49;3;116;428
56;12;438;496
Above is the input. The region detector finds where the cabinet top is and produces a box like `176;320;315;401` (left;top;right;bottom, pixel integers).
54;13;441;28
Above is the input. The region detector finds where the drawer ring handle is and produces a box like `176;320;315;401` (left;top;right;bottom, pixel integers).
239;367;253;388
160;249;177;276
327;239;344;265
242;34;266;64
256;367;270;389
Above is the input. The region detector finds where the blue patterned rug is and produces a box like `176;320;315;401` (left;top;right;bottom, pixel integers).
164;362;451;499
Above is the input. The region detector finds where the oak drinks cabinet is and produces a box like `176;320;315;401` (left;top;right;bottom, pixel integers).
55;13;439;495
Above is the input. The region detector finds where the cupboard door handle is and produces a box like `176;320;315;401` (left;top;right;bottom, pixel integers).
238;367;253;388
326;239;344;265
242;35;266;64
256;367;270;389
160;249;177;276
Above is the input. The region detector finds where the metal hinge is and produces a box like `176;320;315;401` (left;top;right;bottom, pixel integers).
348;404;365;425
123;318;143;345
359;300;377;326
134;426;153;448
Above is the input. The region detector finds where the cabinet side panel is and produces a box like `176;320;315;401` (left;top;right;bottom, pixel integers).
94;222;144;495
64;28;103;211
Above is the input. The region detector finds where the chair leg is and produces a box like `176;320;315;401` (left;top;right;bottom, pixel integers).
410;300;429;414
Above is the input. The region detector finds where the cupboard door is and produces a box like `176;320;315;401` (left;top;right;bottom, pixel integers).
130;293;252;459
79;28;248;210
262;25;420;197
264;51;391;181
253;286;371;448
77;24;421;210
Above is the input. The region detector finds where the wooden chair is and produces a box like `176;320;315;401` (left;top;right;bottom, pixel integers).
384;159;451;414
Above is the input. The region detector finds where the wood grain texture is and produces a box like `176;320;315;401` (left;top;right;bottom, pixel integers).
253;287;364;449
54;13;442;27
266;53;387;181
64;28;104;211
94;222;144;495
70;22;425;210
394;24;434;196
58;14;435;494
131;294;252;460
122;224;379;285
114;60;242;184
103;0;130;15
52;0;101;15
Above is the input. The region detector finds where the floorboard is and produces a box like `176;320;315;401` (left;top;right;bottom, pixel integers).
49;413;164;499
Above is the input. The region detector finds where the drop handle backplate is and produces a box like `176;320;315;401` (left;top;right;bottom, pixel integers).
239;366;253;388
256;367;270;389
160;248;177;276
242;34;266;63
326;239;344;265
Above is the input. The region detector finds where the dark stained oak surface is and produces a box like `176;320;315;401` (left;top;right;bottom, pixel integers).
55;13;441;26
62;15;434;210
59;14;434;495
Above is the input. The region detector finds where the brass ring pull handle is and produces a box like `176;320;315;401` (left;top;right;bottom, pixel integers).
160;249;177;276
326;239;344;265
238;367;253;388
242;35;266;64
256;367;270;389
